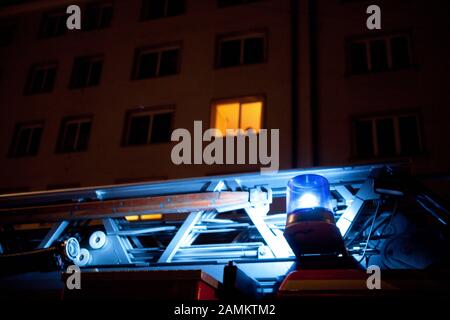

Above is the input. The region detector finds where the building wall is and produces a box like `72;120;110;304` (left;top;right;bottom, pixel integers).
1;0;449;195
0;0;296;191
315;0;450;177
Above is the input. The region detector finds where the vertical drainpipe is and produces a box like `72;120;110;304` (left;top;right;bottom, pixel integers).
309;0;320;166
290;0;299;169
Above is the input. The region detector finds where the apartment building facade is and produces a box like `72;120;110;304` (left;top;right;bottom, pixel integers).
0;0;449;196
312;0;450;197
0;0;305;192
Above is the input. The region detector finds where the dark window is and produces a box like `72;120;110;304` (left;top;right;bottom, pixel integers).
40;10;67;38
159;49;179;76
218;34;265;68
25;64;57;94
349;34;412;74
133;46;180;79
138;52;158;78
57;118;92;153
370;39;388;72
354;114;421;158
243;37;264;64
141;0;186;21
125;110;173;146
219;40;241;67
391;36;411;69
218;0;260;7
128;115;151;145
399;115;420;155
376;118;396;156
70;56;103;88
355;120;374;158
84;2;113;31
151;112;172;143
0;24;15;47
9;123;43;157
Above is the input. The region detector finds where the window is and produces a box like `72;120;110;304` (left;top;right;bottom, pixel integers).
9;122;44;157
0;23;15;47
217;33;266;68
124;109;173;146
133;45;180;79
141;0;186;21
70;55;103;88
25;63;57;94
40;10;67;38
56;117;92;153
84;2;113;31
353;113;422;158
349;34;412;74
218;0;260;8
211;97;263;136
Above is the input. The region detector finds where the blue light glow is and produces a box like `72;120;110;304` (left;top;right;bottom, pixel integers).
286;174;332;213
297;192;320;209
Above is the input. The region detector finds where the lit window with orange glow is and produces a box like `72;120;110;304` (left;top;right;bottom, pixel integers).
125;214;163;222
212;98;263;136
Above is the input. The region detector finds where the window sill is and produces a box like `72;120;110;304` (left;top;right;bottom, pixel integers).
69;84;101;90
82;26;111;33
55;150;89;155
131;73;180;81
215;61;267;70
345;64;420;78
7;154;39;159
140;15;185;23
24;90;54;96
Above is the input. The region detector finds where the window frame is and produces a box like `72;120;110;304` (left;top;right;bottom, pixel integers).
69;54;104;89
352;112;423;159
132;43;182;80
83;1;114;31
122;106;175;147
347;32;414;75
39;9;68;39
210;95;266;137
216;30;268;68
25;62;58;95
9;121;45;158
140;0;187;21
56;115;93;154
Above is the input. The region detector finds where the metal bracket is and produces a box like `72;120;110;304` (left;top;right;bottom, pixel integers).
336;177;380;238
158;211;204;263
101;218;133;265
38;221;69;249
245;205;292;258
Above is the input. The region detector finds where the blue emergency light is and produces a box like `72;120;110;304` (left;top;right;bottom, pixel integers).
284;174;346;260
